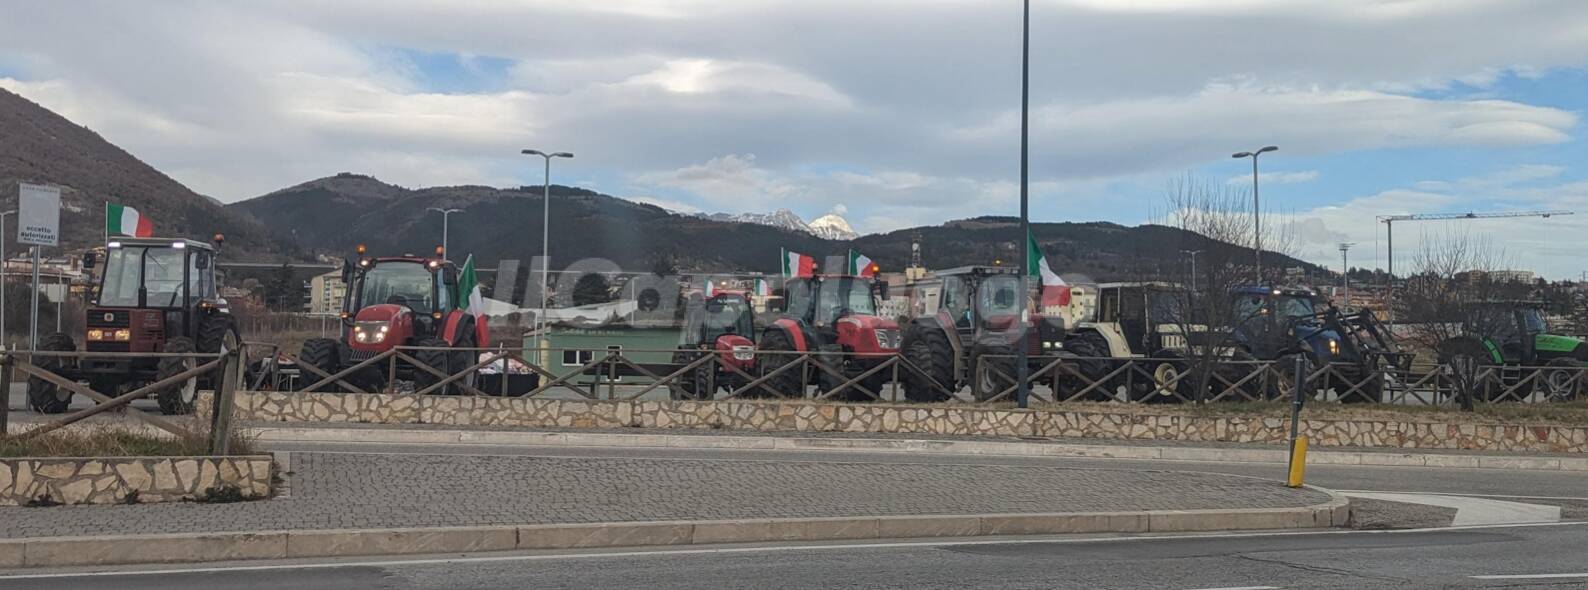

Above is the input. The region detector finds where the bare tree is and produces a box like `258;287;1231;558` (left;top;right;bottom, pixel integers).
1151;174;1300;403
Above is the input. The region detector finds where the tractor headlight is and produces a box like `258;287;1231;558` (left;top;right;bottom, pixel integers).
1043;341;1054;349
873;329;901;349
87;329;104;341
732;345;755;361
114;329;131;341
353;322;390;344
1328;338;1339;356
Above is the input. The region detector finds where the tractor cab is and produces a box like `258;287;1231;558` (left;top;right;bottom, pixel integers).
84;237;223;353
1084;282;1192;357
783;275;888;328
1230;286;1339;362
756;273;900;400
931;266;1067;353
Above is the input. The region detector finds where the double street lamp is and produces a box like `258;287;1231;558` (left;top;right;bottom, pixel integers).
426;207;463;260
520;149;574;356
1232;145;1278;283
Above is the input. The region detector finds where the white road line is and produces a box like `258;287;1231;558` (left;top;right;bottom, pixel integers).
2;521;1585;581
1339;490;1588;502
1471;573;1588;580
1184;586;1279;590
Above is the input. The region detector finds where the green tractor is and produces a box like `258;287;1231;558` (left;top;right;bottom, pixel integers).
1436;300;1586;401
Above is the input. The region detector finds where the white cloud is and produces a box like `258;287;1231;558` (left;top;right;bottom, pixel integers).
1227;170;1320;186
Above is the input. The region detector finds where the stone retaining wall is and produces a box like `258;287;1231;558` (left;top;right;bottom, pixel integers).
213;391;1588;454
0;456;274;506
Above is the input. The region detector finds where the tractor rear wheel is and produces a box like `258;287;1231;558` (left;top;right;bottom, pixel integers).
756;329;805;399
27;332;77;414
668;349;710;400
1270;353;1317;402
155;337;200;415
298;338;341;392
900;324;954;403
1540;358;1583;402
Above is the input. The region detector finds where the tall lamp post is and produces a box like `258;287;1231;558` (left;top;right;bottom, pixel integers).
520;149;573;359
1338;242;1355;307
1014;0;1032;409
426;207;463;259
1231;146;1278;283
1181;249;1202;291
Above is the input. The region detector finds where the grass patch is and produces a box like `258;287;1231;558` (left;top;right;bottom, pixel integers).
0;427;256;458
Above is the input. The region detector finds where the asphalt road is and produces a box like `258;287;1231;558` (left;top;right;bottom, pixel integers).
5;523;1587;589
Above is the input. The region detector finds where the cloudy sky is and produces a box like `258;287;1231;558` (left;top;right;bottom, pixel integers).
5;0;1588;276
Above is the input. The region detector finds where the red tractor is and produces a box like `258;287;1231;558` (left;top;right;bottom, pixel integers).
668;290;758;400
30;236;239;415
760;274;900;399
900;266;1073;402
298;247;487;393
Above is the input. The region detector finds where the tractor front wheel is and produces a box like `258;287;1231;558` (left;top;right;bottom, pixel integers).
298;338;341;392
412;337;453;394
155;337;200;415
1540;358;1583;402
27;332;77;414
900;325;954;403
756;329;805;399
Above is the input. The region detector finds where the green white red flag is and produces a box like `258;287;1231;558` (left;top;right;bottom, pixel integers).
1027;231;1071;306
847;250;877;277
781;248;815;278
753;278;771;297
106;202;153;237
703;278;717;298
457;254;485;319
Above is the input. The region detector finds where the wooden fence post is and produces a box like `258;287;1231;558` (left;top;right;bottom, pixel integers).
209;349;242;455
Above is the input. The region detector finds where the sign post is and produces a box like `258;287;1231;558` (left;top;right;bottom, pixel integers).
17;183;61;351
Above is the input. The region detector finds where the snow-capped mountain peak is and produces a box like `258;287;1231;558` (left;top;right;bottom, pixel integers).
808;213;858;240
694;208;859;240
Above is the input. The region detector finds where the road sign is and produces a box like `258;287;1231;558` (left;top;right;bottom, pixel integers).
17;183;60;247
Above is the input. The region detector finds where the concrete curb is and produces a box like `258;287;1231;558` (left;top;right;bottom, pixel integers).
247;425;1588;472
0;496;1349;568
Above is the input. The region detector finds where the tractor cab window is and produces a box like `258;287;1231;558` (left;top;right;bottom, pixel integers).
1276;295;1315;322
976;275;1022;324
1147;290;1182;324
814;277;877;325
190;251;215;300
1233;295;1265;324
1520;308;1548;334
785;279;814;320
358;263;442;312
942;276;970;328
97;246;189;307
696;296;754;343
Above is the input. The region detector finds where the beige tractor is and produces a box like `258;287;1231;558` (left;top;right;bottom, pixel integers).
1067;282;1208;402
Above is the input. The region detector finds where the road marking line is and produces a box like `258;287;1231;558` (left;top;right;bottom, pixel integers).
1339;490;1588;502
1471;573;1588;580
2;521;1585;580
1184;586;1279;590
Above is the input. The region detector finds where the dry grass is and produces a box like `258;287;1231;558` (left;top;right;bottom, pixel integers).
0;427;257;458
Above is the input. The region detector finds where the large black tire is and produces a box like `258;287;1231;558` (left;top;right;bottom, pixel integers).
298;337;341;392
815;344;878;402
1539;358;1582;402
668;349;711;400
1131;352;1194;404
757;328;805;399
1270;353;1317;402
970;341;1017;402
1058;333;1113;402
412;337;452;395
27;332;77;414
155;337;200;415
1332;366;1383;404
900;323;955;403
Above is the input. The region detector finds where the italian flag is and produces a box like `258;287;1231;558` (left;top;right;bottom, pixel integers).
753;278;771;297
703;279;717;298
781;248;815;278
1028;231;1071;306
457;254;485;319
106;203;153;237
847;250;877;277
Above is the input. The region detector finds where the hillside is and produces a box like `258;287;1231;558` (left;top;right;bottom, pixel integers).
0;88;287;257
229;175;1320;280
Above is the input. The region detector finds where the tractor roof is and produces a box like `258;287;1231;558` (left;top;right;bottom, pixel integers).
107;237;215;252
1232;285;1315;298
1098;281;1184;290
933;265;1020;277
1475;299;1546;308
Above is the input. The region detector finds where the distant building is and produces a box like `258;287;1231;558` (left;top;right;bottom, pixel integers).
307;270;346;314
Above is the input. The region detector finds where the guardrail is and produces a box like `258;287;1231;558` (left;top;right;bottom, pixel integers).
249;345;1587;407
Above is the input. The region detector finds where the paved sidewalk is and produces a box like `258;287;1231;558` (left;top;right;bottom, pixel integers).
0;451;1328;539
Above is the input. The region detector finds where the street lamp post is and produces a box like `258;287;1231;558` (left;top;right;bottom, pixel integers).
520;149;574;360
1015;0;1032;409
1231;146;1278;284
426;207;463;259
1181;249;1202;291
1338;242;1355;307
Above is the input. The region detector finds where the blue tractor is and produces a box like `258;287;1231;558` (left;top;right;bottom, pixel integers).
1229;286;1407;403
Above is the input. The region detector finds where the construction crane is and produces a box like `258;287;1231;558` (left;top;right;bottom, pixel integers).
1377;210;1573;322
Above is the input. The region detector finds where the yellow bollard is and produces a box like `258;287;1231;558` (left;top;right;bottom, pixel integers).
1287;436;1308;488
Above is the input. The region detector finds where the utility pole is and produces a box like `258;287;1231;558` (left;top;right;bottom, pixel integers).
1377;210;1572;323
1181;249;1202;291
1015;0;1031;410
1232;146;1278;284
0;209;13;348
520;149;574;362
1337;242;1354;308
